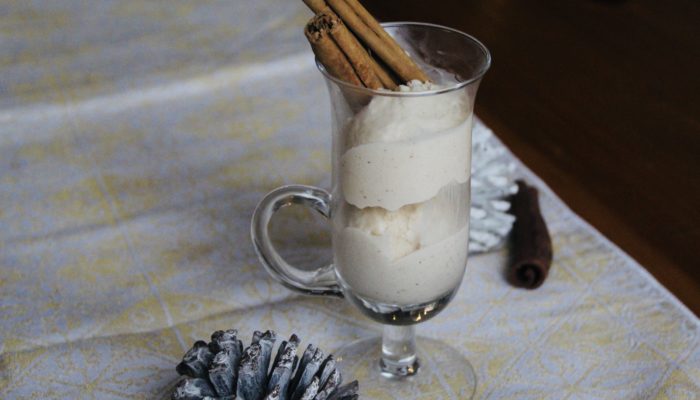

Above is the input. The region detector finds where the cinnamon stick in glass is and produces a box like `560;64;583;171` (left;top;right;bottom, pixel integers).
325;0;430;83
322;12;384;89
367;55;398;89
305;17;363;87
508;180;553;289
303;0;328;13
304;0;396;89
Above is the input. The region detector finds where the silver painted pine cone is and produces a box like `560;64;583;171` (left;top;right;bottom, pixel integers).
173;329;359;400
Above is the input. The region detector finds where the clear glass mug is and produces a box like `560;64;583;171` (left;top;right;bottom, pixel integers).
252;22;490;398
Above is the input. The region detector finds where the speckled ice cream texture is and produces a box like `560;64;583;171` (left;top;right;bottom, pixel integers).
335;80;472;305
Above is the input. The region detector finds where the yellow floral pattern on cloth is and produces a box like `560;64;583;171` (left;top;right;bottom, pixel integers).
0;1;698;399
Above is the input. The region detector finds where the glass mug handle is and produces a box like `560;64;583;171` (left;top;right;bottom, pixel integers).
251;185;342;297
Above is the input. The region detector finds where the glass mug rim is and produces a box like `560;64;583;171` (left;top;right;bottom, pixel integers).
316;21;492;97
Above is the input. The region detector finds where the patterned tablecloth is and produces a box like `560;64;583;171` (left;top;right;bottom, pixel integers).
1;1;699;399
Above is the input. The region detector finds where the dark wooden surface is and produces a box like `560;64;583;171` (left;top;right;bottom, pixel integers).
363;0;700;315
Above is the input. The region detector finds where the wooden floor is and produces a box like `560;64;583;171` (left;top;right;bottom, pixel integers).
364;0;700;315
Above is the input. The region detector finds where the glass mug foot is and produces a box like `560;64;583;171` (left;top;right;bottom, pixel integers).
334;336;477;399
380;356;419;378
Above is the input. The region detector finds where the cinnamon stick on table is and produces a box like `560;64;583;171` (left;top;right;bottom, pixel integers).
508;180;553;289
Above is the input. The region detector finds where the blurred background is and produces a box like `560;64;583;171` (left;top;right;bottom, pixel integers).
363;0;700;314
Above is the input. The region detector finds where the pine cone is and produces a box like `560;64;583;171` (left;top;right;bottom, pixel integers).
173;329;359;400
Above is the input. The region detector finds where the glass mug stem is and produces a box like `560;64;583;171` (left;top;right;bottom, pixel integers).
380;325;419;377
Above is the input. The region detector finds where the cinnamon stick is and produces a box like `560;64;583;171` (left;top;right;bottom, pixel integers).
508;180;553;289
323;12;384;89
305;17;363;87
325;0;430;83
303;0;328;13
368;55;398;89
343;0;428;82
304;0;396;89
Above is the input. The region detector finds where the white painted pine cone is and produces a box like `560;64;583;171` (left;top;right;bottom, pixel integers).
469;120;517;253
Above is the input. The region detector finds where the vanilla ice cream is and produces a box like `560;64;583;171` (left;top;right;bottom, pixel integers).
334;80;473;305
